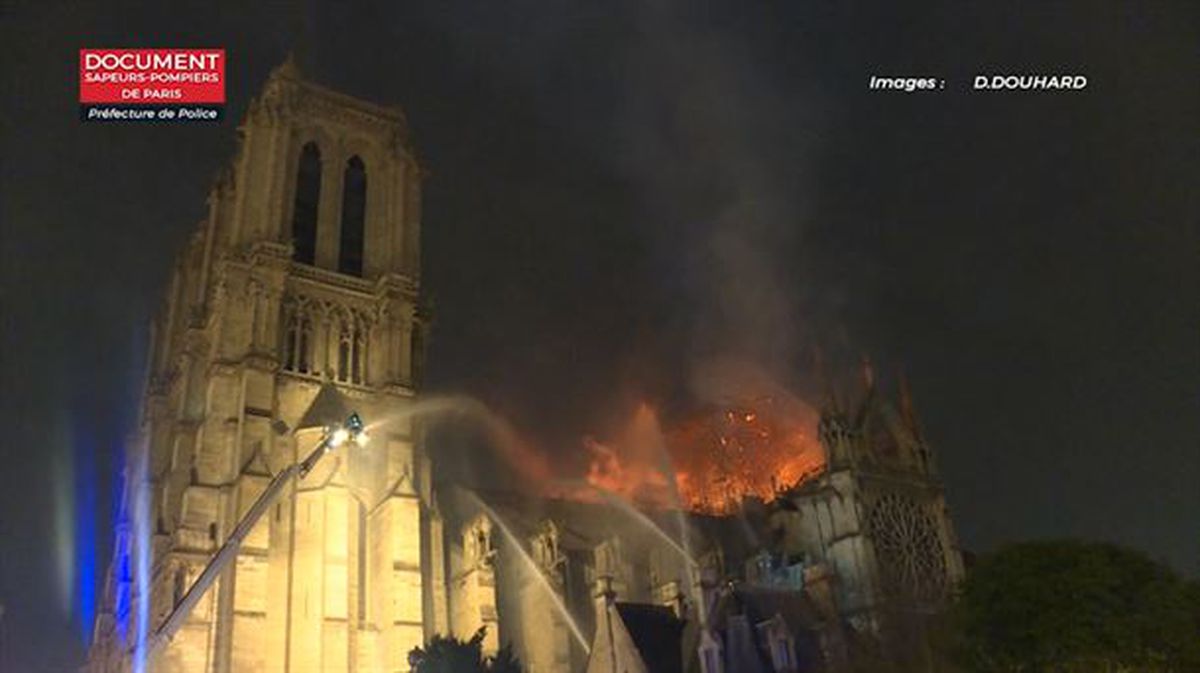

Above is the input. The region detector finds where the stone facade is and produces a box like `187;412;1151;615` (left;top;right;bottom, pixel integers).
88;60;440;673
455;369;964;673
89;66;963;673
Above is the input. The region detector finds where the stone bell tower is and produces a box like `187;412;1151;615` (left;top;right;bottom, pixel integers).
88;60;448;673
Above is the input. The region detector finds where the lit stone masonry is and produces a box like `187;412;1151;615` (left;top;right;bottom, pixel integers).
87;57;439;673
89;58;966;673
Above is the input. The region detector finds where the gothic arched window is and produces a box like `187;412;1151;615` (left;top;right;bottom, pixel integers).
352;322;366;385
338;156;367;276
280;299;314;374
326;308;368;384
337;318;352;383
410;323;424;385
297;314;311;373
284;322;297;370
292;142;322;265
282;301;314;375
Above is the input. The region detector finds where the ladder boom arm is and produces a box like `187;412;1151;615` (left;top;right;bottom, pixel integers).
136;417;353;661
144;462;299;653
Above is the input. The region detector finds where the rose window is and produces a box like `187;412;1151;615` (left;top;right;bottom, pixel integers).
867;493;947;603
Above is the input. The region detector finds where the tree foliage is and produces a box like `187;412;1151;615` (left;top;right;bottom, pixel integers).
953;540;1200;672
408;627;524;673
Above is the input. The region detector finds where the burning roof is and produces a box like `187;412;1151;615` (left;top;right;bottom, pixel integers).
582;399;826;515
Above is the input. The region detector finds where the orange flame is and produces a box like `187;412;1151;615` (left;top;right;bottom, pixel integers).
583;399;825;514
582;405;676;507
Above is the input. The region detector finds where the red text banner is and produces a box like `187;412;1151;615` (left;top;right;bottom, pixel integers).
79;49;225;104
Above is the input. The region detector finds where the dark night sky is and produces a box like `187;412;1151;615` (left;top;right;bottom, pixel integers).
1;1;1197;671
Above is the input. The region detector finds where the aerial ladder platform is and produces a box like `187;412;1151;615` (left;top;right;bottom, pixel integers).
138;411;366;661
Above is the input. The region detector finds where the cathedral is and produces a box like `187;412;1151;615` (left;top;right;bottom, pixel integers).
87;62;964;673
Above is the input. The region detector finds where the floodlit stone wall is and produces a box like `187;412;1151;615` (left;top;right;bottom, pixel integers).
88;60;439;673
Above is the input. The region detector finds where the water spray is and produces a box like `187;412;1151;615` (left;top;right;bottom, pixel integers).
133;412;368;665
461;489;592;654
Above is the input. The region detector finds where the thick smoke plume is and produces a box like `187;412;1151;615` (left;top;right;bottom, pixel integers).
424;0;834;503
611;0;826;389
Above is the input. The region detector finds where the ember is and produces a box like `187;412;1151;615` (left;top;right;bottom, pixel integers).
583;398;826;514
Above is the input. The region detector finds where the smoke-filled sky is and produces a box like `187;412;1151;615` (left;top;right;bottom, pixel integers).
1;1;1197;670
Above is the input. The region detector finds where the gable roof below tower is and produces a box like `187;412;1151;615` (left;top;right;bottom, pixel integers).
296;383;350;431
615;603;686;673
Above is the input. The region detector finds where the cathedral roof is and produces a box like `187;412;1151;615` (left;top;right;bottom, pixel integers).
614;603;686;673
296;384;351;431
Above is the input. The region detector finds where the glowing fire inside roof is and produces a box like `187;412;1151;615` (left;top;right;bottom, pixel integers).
581;399;826;515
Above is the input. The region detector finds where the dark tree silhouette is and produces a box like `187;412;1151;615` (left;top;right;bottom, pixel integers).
487;644;522;673
953;540;1200;672
408;627;525;673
